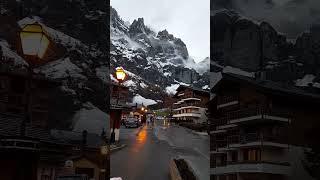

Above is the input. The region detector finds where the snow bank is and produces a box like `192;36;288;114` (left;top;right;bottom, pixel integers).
72;102;109;135
132;94;157;106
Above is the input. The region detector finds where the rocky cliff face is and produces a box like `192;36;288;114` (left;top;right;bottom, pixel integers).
212;9;320;87
110;7;209;101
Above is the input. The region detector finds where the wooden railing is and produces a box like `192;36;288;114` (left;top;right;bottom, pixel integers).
212;133;288;150
217;95;239;105
173;102;202;109
211;107;291;126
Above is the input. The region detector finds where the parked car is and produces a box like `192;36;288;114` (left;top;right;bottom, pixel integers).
124;117;139;128
56;175;89;180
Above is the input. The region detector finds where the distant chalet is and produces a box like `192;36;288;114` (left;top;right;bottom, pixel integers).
209;72;320;180
172;85;209;124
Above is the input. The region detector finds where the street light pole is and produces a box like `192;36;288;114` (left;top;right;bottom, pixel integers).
18;22;51;180
21;63;33;136
111;67;126;143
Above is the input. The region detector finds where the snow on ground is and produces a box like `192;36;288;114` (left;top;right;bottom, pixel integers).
0;40;27;66
165;84;180;95
223;66;255;77
132;94;157;106
72;102;108;135
38;57;86;80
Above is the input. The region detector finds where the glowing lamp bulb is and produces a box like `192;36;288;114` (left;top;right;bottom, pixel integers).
115;67;126;81
20;23;50;59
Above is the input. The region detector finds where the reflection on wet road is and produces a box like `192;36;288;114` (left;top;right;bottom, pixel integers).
111;125;173;180
111;119;209;180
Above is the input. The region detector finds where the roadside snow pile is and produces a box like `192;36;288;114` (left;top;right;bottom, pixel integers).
72;102;108;135
132;94;157;106
166;84;180;95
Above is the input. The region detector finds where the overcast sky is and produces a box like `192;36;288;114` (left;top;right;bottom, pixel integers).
111;0;210;63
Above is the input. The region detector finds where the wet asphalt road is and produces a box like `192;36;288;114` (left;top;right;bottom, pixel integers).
110;120;209;180
110;124;174;180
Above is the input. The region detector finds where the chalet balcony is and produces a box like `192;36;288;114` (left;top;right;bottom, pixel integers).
0;138;40;151
173;102;202;110
172;111;201;118
211;160;290;175
211;107;290;128
217;95;239;109
212;132;288;151
227;133;288;148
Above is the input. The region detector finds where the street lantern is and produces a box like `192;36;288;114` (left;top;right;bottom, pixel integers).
20;23;50;59
111;67;127;144
115;67;126;82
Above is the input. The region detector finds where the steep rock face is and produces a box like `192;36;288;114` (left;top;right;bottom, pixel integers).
129;18;152;36
229;18;262;71
295;23;320;75
212;9;320;87
111;7;209;101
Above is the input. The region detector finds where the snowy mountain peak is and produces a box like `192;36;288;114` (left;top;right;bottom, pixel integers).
157;29;175;41
110;7;209;102
110;6;129;34
129;17;152;36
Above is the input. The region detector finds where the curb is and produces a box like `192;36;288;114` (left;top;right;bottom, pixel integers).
110;144;127;153
169;158;198;180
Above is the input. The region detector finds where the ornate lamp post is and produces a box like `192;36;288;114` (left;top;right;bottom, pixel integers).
111;67;127;143
14;22;52;180
19;22;51;136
